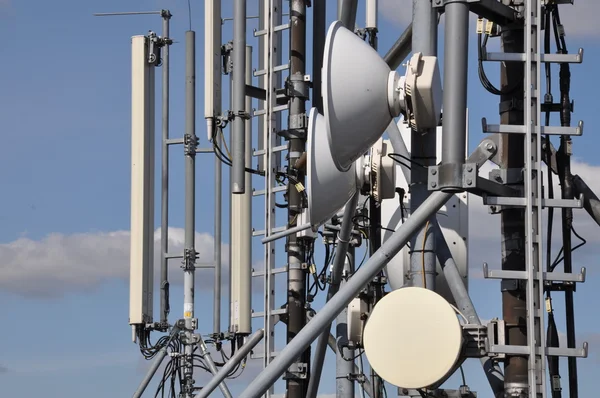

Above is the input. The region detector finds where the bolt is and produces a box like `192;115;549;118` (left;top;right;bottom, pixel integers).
466;165;473;172
486;142;494;151
466;179;473;186
431;182;437;188
431;169;437;175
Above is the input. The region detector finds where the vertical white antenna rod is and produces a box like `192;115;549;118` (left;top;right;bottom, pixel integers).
129;35;156;338
230;45;253;335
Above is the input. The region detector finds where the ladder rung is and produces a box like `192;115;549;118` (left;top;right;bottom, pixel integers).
254;63;290;77
482;263;586;283
253;144;287;157
484;195;584;209
488;343;588;358
252;308;287;318
254;22;291;37
482;118;583;136
253;185;287;196
482;48;583;64
253;225;287;237
253;266;288;277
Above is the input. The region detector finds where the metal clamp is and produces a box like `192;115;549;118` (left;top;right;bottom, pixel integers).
184;134;198;156
284;362;308;380
462;324;488;358
286;73;311;100
182;248;198;270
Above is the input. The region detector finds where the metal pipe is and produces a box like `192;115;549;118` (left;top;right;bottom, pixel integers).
160;10;171;326
324;333;373;397
287;0;310;396
312;0;326;113
338;0;358;30
239;191;452;398
213;124;222;335
232;0;247;194
441;2;469;166
409;0;438;292
336;249;355;397
432;221;504;395
197;336;233;398
383;23;413;70
182;31;197;397
261;222;312;244
306;193;359;398
573;175;600;227
196;329;265;398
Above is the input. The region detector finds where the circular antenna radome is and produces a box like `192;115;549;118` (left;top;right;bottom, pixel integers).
363;287;463;389
307;108;357;227
323;21;399;172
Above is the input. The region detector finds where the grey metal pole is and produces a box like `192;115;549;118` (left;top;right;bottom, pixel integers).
383;23;413;70
306;193;359;398
312;0;326;113
196;329;265;398
441;2;469;166
160;10;172;326
431;221;504;395
338;0;358;30
133;346;169;398
287;0;310;396
325;333;373;398
239;191;452;398
197;337;233;398
409;0;438;292
232;0;247;194
182;30;197;398
336;249;355;397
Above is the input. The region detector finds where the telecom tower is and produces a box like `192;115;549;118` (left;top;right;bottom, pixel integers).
115;0;597;397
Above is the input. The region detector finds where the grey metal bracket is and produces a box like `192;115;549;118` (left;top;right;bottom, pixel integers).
483;193;584;209
482;117;584;136
482;263;587;283
182;248;198;270
482;47;584;63
500;98;575;115
487;343;589;358
432;0;518;25
286;73;311;100
462;324;487;358
541;138;559;175
245;84;266;101
283;362;308;380
485;319;506;360
183;134;198;156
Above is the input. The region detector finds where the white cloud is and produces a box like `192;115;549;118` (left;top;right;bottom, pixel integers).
0;227;233;297
379;0;600;38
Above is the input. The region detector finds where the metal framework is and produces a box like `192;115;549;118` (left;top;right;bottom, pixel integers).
112;1;597;397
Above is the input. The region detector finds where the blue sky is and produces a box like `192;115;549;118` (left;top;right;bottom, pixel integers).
1;0;599;397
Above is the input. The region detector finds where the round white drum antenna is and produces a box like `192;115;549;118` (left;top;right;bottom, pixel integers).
363;287;463;389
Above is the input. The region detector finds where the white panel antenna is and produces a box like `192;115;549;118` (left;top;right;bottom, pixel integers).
129;35;156;332
204;0;222;141
381;117;469;305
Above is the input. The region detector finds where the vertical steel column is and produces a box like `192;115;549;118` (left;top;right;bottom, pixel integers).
287;1;310;396
338;0;358;30
312;0;326;114
336;248;355;397
409;0;438;291
160;10;172;326
232;0;247;194
441;2;469;168
499;14;529;395
182;30;197;398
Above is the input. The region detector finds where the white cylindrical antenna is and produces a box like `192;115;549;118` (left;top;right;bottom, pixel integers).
366;0;378;29
205;0;222;141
